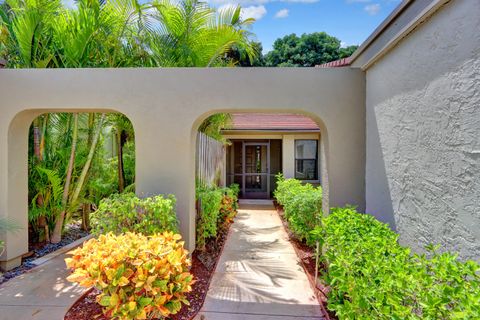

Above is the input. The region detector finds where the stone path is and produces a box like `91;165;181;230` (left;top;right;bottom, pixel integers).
196;200;324;320
0;243;88;320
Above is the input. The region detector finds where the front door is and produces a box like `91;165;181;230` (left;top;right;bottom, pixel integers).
243;143;270;198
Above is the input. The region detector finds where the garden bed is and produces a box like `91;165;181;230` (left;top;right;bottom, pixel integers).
0;221;89;285
273;201;334;320
64;219;232;320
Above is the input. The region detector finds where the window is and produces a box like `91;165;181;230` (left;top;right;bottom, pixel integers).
295;140;318;180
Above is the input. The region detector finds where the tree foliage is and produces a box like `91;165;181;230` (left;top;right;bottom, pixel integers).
264;32;358;67
0;0;258;68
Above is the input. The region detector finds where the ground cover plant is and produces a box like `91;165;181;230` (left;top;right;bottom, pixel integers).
274;174;322;245
91;193;178;236
66;232;193;320
315;207;480;319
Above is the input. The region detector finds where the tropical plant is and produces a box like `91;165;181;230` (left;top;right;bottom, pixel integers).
66;232;193;320
0;0;258;68
91;193;178;236
198;113;232;143
218;184;239;227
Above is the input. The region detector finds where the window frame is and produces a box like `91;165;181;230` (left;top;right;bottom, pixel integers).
294;139;319;181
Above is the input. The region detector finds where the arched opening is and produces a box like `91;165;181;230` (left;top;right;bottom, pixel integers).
2;109;135;271
193;110;329;210
192;110;330;250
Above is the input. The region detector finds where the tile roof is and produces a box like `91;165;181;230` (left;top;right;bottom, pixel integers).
228;113;319;131
316;57;351;68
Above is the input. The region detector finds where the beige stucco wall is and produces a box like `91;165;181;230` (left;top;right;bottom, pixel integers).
365;0;480;260
0;68;365;268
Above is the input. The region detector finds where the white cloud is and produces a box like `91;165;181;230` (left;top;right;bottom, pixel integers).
274;8;289;18
220;4;267;20
364;3;380;15
241;5;268;20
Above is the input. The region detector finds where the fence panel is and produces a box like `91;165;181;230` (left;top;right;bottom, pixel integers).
196;132;226;187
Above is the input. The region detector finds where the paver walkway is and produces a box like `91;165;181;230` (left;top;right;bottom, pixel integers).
0;245;87;320
196;200;324;320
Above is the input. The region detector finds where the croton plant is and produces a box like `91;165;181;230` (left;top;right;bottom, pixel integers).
66;232;194;320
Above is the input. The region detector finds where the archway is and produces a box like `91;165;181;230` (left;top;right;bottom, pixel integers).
2;109;135;271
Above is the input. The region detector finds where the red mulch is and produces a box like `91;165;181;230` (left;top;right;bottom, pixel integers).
64;222;232;320
273;201;336;320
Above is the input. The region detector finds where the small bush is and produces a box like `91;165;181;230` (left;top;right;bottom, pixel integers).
196;184;239;250
218;185;240;227
91;193;178;236
274;174;322;245
66;232;193;320
321;207;480;319
196;186;223;250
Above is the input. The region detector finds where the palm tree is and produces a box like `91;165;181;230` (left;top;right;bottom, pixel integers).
148;0;256;67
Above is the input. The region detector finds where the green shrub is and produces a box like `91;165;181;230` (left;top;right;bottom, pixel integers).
274;174;322;245
320;207;480;319
196;186;223;250
196;184;239;250
91;193;178;236
218;184;239;227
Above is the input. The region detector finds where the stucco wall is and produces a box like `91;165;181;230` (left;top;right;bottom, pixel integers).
0;68;365;268
365;0;480;260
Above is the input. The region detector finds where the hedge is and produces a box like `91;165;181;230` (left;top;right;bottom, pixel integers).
274;174;322;245
318;207;480;319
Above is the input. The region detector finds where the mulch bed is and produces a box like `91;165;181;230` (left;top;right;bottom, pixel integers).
0;222;89;285
64;221;232;320
273;201;336;320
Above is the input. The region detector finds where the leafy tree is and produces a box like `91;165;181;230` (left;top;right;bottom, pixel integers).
0;0;258;68
264;32;358;67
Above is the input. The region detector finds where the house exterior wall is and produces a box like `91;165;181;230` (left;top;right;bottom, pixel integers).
223;132;320;198
0;68;365;269
365;0;480;260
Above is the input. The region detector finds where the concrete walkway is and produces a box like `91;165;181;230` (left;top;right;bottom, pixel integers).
196;200;324;320
0;248;87;320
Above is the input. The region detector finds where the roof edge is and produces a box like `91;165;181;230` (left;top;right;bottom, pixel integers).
350;0;450;70
349;0;412;63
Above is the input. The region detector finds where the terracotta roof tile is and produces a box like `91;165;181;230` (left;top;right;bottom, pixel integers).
228;113;319;131
316;57;351;68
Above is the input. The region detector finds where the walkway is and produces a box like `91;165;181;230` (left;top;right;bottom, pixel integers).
196;200;324;320
0;241;88;320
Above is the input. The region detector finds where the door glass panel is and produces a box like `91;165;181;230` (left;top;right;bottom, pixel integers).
245;145;268;174
245;175;268;193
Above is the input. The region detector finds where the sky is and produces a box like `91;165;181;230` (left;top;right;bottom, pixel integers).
61;0;403;53
227;0;403;52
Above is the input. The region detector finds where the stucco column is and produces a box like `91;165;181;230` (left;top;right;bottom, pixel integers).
132;113;196;252
282;135;295;179
0;112;30;271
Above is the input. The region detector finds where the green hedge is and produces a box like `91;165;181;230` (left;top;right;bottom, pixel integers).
319;207;480;319
274;174;322;245
196;184;239;250
91;192;178;236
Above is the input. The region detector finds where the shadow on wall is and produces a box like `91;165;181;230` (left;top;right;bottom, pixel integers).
366;106;396;231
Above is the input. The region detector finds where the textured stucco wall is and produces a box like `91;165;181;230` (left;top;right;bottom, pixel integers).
366;0;480;260
0;68;365;269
